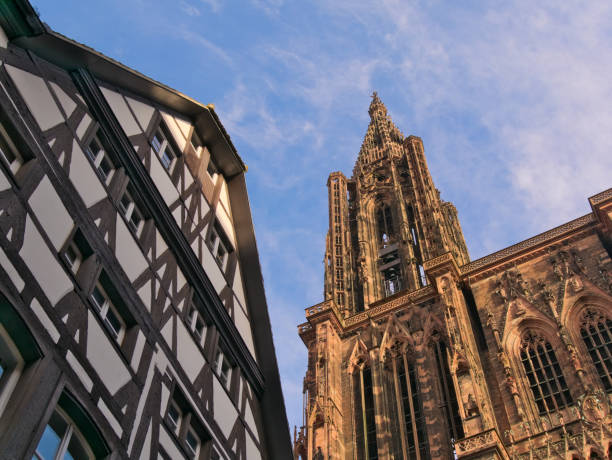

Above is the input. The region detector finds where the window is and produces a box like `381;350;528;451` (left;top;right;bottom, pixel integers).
85;133;115;184
185;303;207;346
185;427;200;457
33;392;108;460
90;283;125;343
208;223;231;270
61;229;94;278
165;389;209;458
151;125;177;171
377;205;394;245
433;340;464;442
520;331;573;414
214;347;233;390
63;242;82;274
166;400;182;435
119;188;144;236
0;122;22;174
33;407;94;460
190;132;202;152
580;308;612;392
353;367;378;460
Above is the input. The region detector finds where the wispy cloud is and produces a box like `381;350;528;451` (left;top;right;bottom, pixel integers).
180;1;200;17
200;0;222;13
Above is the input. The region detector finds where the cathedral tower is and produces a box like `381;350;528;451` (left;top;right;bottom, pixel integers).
324;92;469;316
294;93;612;460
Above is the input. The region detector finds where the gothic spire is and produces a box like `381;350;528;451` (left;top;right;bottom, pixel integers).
368;91;387;119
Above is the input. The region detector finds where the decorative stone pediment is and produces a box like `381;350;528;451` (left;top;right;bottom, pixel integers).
379;315;413;361
347;337;370;374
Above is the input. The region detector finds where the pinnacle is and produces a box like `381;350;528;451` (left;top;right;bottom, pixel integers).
368;91;387;118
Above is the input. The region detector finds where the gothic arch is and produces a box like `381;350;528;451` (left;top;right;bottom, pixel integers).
503;315;575;424
562;293;612;392
347;337;370;375
379;315;413;362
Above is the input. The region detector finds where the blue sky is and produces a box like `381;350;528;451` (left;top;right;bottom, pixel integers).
34;0;612;437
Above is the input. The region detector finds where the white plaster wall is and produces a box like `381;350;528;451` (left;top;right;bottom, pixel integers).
115;216;148;282
0;245;24;292
49;82;76;119
160;111;187;152
130;329;146;373
149;154;180;207
213;378;238;438
20;216;72;305
175;319;205;383
69;140;107;208
246;430;262;460
85;310;131;395
126;96;155;133
97;398;122;438
200;244;226;294
28;176;73;250
216;204;236;247
100;87;141;137
75;113;92;140
159;425;186;460
232;265;247;311
0;168;10;191
234;299;256;358
219;180;231;218
5;65;64;131
66;350;93;392
173;114;192;141
30;298;60;343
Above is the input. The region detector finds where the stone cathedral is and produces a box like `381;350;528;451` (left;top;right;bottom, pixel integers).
293;93;612;460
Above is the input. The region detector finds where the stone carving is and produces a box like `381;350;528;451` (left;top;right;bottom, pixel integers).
464;393;479;417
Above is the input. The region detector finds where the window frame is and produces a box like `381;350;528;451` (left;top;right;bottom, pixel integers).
90;282;126;343
118;186;145;237
0;121;23;174
214;346;234;391
33;405;95;460
85;131;115;185
207;223;231;271
151;124;178;172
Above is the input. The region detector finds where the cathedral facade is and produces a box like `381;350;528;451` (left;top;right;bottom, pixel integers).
294;94;612;460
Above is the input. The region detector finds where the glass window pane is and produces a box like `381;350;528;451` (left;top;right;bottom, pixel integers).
90;287;106;311
152;131;163;152
104;309;122;339
66;432;92;460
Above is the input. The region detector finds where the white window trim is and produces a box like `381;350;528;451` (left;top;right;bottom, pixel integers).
208;226;228;270
119;189;144;236
186;304;206;346
90;284;125;343
152;127;176;171
86;134;114;184
0;324;24;417
214;349;232;389
185;426;201;458
0;123;23;174
166;400;182;436
33;406;95;460
63;241;83;274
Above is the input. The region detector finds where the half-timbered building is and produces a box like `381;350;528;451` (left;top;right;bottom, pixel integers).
0;1;291;458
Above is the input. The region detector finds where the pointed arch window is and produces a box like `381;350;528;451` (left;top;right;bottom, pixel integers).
386;349;429;460
377;205;394;244
353;366;378;460
520;331;572;414
433;340;464;443
580;308;612;392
